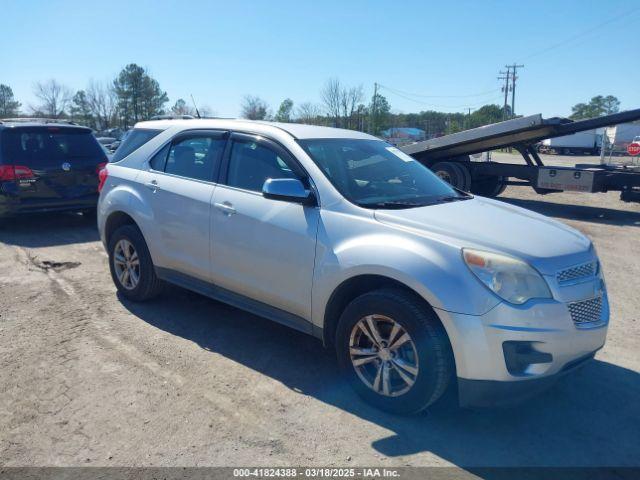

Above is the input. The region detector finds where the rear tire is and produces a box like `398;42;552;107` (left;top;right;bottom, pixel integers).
451;163;471;192
335;288;455;414
470;175;507;197
108;224;163;301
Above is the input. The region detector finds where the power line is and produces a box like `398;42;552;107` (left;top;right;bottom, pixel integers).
378;83;501;99
382;88;503;110
522;7;640;61
379;86;503;110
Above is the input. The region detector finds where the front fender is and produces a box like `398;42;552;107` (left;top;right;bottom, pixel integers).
311;212;500;329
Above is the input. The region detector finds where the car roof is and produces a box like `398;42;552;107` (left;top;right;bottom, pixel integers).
133;118;379;140
0;119;92;131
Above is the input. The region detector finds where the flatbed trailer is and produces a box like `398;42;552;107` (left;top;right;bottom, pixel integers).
400;108;640;203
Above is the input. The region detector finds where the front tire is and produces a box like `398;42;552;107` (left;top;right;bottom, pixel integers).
335;288;455;414
431;161;469;191
108;224;163;301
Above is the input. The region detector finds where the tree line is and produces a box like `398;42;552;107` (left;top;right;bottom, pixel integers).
0;67;621;136
0;64;197;132
240;78;505;136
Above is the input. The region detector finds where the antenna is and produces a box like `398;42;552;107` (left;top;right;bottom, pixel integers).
190;94;201;119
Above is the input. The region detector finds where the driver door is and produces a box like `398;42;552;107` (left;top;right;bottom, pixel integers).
209;133;319;328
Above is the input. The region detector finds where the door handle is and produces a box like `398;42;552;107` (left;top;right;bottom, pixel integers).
145;180;159;192
214;202;236;215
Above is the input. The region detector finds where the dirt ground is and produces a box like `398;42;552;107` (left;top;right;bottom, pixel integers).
1;153;639;468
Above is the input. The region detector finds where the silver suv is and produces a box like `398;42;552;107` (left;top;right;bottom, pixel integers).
98;119;609;413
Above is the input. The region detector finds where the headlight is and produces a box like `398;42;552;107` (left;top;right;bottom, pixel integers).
462;249;552;305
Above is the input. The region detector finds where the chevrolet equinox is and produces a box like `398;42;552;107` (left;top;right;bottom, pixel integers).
98;119;609;413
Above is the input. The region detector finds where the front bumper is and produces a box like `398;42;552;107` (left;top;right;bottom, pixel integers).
457;349;598;407
435;290;609;407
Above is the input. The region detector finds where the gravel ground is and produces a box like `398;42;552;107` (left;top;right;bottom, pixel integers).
0;154;639;468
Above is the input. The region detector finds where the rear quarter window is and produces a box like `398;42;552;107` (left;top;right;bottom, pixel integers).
111;128;162;162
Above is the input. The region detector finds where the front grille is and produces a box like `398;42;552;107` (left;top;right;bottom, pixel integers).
568;296;603;325
557;261;597;285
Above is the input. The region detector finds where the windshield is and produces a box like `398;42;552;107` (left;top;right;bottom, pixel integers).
299;138;465;208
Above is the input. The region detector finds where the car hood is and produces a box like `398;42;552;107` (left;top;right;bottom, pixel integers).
373;196;593;275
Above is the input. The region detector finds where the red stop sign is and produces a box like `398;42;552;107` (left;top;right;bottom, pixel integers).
628;143;640;156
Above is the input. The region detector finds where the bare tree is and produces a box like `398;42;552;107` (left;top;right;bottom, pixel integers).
321;78;342;127
198;105;215;118
341;85;364;129
32;79;72;118
321;78;364;129
240;95;269;120
86;80;116;130
295;102;323;125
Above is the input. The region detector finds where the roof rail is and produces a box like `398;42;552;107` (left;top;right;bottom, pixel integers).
0;117;78;125
149;114;195;120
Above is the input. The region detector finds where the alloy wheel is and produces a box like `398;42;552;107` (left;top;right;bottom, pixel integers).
349;314;419;397
113;239;140;290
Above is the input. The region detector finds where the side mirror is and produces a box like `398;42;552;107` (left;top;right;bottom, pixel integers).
262;178;315;205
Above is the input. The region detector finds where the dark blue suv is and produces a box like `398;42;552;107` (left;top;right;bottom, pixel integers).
0;119;108;218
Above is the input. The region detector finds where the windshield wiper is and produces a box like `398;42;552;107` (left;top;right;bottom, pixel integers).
361;200;430;209
361;193;472;209
435;194;471;203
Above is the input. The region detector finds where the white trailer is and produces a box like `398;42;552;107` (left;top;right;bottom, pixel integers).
604;122;640;149
538;129;598;155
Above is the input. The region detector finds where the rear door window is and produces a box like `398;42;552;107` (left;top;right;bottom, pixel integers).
111;128;162;162
1;128;104;168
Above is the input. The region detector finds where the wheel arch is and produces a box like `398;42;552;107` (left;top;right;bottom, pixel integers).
322;274;446;348
104;211;138;247
100;180;157;259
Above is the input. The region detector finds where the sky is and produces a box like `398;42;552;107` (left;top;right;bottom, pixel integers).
2;0;640;119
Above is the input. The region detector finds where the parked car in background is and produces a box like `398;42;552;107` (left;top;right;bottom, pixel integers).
98;118;609;413
96;136;121;153
99;143;113;161
99;127;126;141
96;136;118;146
0;118;108;219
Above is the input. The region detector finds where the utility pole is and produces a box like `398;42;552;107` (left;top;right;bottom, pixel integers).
498;70;510;120
370;82;378;135
505;64;524;118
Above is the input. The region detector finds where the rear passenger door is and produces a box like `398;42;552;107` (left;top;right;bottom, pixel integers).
209;133;319;327
141;130;227;282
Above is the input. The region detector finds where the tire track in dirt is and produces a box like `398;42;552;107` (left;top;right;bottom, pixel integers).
5;243;292;464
